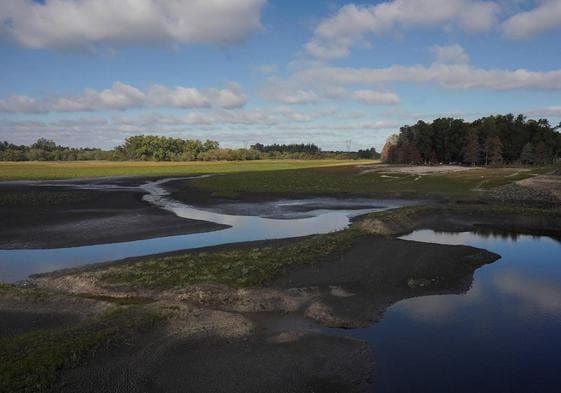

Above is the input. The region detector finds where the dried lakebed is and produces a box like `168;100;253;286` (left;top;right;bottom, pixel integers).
0;177;414;282
2;176;560;392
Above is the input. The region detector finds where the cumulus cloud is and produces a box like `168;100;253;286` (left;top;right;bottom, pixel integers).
431;44;470;65
306;0;499;59
525;105;561;118
502;0;561;39
0;0;265;51
0;82;247;113
146;85;210;109
255;64;278;74
351;90;400;105
260;81;320;104
260;78;400;106
210;83;248;109
293;63;561;91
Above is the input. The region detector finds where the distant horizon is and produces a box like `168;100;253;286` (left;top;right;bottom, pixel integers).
1;0;561;151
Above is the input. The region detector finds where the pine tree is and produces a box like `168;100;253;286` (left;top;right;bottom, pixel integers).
430;150;439;165
485;136;504;165
409;144;423;164
463;132;481;166
519;142;534;165
534;141;549;165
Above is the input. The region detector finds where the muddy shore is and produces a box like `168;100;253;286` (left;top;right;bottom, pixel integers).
1;171;559;392
2;234;498;393
0;182;227;249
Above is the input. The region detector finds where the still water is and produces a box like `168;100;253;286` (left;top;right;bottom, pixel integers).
0;178;410;282
337;230;561;393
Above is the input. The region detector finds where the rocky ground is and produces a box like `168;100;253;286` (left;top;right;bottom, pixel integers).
483;173;561;206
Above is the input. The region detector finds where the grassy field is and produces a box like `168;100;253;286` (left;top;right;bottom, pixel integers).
189;165;555;199
0;160;372;181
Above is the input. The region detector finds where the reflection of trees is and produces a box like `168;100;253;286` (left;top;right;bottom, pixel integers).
473;228;520;241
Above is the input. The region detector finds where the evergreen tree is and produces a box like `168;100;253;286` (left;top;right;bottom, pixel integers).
519;142;534;165
485;136;504;165
534;141;549;165
463;132;481;166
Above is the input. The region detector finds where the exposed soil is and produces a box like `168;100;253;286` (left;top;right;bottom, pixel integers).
0;183;227;249
484;174;561;205
359;164;482;175
13;234;498;392
1;171;558;392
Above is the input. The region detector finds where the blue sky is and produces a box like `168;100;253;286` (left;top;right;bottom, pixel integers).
1;0;560;150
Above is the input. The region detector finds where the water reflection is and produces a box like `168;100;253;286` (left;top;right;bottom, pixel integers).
346;230;561;393
0;179;410;282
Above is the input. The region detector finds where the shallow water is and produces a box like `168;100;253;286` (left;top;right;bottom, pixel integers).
330;230;561;393
0;178;410;282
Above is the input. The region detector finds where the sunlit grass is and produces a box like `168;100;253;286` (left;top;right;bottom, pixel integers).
189;165;555;199
0;160;374;181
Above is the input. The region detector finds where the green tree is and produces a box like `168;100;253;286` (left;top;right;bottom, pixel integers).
485;136;504;165
519;142;534;165
463;132;481;166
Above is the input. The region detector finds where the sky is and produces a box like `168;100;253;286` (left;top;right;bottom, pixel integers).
1;0;561;151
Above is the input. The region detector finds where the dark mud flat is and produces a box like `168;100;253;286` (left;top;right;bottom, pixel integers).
272;236;499;327
0;184;227;249
7;235;499;393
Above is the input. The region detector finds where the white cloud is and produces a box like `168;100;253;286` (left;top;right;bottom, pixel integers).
260;81;320;104
0;82;247;113
351;90;400;105
306;0;499;59
502;0;561;39
525;105;561;118
211;83;248;109
293;63;561;91
0;0;266;51
431;44;470;64
147;85;210;109
255;64;278;74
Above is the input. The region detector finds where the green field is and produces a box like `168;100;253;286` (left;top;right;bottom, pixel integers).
0;160;372;181
189;165;555;199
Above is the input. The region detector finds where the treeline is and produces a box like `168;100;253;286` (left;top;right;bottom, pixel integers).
0;135;379;162
381;114;561;165
0;139;112;161
251;143;321;155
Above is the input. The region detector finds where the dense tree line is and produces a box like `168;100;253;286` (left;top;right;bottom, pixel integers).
0;135;379;161
251;143;321;155
0;138;111;161
381;114;561;165
1;135;378;162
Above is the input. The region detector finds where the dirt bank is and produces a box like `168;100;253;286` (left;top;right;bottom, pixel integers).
356;202;561;238
0;183;227;249
483;173;561;206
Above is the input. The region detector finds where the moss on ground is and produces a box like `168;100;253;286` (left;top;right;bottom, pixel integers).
0;306;161;393
97;230;363;290
0;283;58;302
354;202;561;236
189;166;555;200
